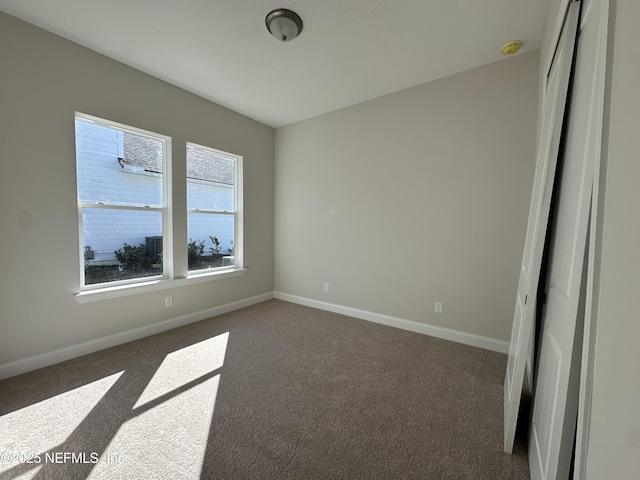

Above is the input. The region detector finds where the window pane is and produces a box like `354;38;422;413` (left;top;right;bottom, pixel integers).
187;213;235;271
76;118;163;208
83;208;163;285
187;144;235;211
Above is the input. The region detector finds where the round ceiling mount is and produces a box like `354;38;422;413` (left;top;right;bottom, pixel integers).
266;8;303;42
501;41;522;56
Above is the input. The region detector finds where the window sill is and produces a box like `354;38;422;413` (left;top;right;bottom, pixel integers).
75;268;247;304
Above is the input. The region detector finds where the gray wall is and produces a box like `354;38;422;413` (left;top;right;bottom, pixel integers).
275;52;539;342
0;12;275;367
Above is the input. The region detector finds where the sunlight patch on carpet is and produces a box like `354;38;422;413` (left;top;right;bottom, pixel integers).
133;332;228;409
0;371;124;476
88;374;220;479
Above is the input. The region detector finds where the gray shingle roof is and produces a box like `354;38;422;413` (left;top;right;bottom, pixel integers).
121;133;234;185
186;144;235;185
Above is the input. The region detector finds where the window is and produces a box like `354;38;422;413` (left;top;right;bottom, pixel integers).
187;143;242;274
75;112;243;296
76;113;171;289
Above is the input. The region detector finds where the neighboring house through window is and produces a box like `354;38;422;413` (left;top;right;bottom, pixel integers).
75;113;242;291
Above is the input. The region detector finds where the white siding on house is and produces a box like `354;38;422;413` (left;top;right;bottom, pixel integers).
76;119;164;207
82;209;162;264
187;213;234;256
187;179;234;212
186;179;235;257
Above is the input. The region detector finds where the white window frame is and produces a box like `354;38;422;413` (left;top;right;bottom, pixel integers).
186;142;243;277
75;112;173;291
74;114;246;303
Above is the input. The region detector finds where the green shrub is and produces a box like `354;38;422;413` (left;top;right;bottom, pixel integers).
188;239;205;267
114;243;153;269
209;236;221;255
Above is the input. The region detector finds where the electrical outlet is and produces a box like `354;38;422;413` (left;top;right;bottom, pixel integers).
435;302;443;314
165;296;173;307
324;283;330;292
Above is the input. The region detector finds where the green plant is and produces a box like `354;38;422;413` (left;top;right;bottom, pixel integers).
114;243;152;269
209;236;221;255
188;238;205;266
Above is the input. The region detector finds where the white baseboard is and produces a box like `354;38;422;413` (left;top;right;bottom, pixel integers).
1;291;508;381
0;292;274;380
274;292;509;354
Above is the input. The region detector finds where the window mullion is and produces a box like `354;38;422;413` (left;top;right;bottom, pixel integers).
80;203;163;212
186;209;235;215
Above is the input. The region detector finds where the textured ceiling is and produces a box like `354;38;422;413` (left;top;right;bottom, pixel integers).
0;0;549;128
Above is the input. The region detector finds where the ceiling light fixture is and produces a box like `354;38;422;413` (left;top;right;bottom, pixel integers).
501;41;522;56
265;8;303;42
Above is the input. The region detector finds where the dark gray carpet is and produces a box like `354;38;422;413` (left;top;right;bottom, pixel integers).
0;299;529;479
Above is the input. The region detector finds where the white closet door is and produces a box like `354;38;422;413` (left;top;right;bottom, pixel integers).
529;0;608;478
503;1;580;454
